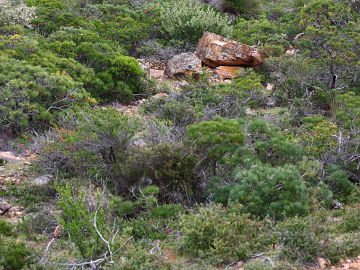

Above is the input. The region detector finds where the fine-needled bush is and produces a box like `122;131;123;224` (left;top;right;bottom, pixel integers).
229;164;310;220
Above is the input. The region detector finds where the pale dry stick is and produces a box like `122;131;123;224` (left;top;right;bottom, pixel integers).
94;207;114;264
39;238;55;264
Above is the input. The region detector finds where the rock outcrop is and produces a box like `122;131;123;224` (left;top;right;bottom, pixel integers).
165;52;202;79
195;32;265;67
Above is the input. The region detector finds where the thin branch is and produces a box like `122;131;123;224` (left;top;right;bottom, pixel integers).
94;208;113;264
39;238;55;264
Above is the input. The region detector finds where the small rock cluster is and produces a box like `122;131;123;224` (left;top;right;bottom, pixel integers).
139;32;266;84
0;199;23;218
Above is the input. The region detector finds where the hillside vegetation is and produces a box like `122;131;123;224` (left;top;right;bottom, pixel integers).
0;0;359;269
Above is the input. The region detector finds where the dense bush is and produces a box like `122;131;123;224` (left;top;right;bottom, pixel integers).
38;107;141;178
1;0;360;268
229;164;310;220
179;204;274;263
159;0;233;44
0;56;92;133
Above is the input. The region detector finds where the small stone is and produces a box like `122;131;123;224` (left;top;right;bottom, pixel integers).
31;174;53;185
0;200;11;213
53;225;62;238
350;263;360;269
149;69;165;79
266;83;275;92
317;257;330;269
4;206;24;218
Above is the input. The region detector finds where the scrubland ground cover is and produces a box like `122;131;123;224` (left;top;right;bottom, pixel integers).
0;0;359;269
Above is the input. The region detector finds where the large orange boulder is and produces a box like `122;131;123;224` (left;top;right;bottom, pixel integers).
195;32;265;67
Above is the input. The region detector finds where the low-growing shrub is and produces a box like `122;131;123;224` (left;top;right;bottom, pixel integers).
341;205;360;233
0;219;13;236
0;56;92;133
57;185;110;260
179;204;274;263
0;239;34;270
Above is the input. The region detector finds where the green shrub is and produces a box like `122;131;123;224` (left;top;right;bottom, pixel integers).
0;241;34;270
110;197;137;218
0;219;13;236
74;42;150;102
341;205;360;232
159;0;233;44
278;216;322;262
38;107;141;179
187;117;244;163
223;0;260;17
120;143;200;203
0;56;92;133
233;17;289;49
150;204;184;219
248;119;304;166
229;164;309;220
179;204;274;263
57;185;110;259
0;184;56;207
277;214;360;264
300;116;339;157
325;165;354;203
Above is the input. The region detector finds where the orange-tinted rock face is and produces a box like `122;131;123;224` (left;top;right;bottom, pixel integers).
196;32;266;67
214;66;243;79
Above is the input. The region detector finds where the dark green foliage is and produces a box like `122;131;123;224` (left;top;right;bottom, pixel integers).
0;184;56;207
223;0;260;16
0;241;34;270
0;56;91;133
341;205;360;233
187;117;244;161
150;204;184;219
38;107;141;178
325;165;354;203
1;0;360;268
0;219;13;236
229;164;309;220
120;143;200;203
110;197;137;217
247;119;303;165
278;214;360;264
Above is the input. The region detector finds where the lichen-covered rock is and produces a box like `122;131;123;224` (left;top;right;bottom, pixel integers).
31;174;53;185
165;52;202;79
196;32;265;67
